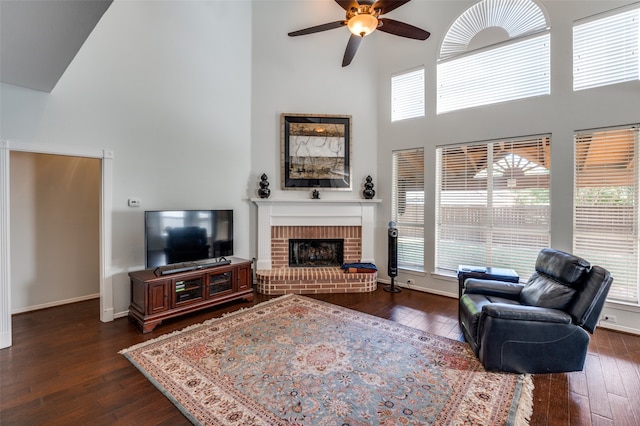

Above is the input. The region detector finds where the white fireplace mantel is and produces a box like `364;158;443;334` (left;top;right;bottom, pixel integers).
251;198;381;270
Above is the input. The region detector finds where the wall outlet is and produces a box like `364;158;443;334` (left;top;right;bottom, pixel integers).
407;279;415;286
603;315;617;323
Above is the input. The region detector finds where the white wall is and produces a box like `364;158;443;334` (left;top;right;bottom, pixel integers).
1;0;254;316
374;0;640;334
10;152;100;312
250;0;378;198
249;1;379;253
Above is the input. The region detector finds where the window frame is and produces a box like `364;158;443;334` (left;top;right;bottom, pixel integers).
573;124;640;305
392;148;425;272
391;67;425;122
435;135;551;280
573;4;640;91
437;0;550;114
437;33;550;114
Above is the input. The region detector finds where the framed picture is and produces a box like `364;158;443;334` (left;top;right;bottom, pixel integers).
281;113;352;190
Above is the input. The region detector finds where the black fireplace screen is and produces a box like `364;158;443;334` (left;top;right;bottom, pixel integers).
289;239;344;267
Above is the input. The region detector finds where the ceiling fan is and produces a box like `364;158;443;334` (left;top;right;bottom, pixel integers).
288;0;430;67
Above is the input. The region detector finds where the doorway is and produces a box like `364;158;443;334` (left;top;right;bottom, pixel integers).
10;152;100;312
0;141;113;349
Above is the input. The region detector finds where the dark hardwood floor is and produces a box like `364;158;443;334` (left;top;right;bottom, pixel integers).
1;286;639;425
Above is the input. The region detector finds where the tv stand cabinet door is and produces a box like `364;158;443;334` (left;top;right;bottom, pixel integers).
236;262;251;292
129;276;169;315
147;281;170;314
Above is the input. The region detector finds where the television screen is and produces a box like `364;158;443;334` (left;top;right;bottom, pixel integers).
145;210;233;268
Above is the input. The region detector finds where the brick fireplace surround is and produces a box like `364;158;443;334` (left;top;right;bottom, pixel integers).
252;199;380;295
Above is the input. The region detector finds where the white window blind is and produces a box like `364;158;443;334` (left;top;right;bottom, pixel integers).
573;5;640;91
440;0;547;60
391;68;425;122
392;148;425;271
574;125;640;304
437;33;550;114
435;136;551;280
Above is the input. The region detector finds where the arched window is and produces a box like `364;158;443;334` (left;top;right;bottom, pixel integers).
437;0;550;114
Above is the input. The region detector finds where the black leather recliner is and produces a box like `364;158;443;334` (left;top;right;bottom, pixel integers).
459;248;613;373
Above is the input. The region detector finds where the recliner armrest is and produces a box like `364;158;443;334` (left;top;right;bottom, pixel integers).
464;279;524;299
482;303;573;324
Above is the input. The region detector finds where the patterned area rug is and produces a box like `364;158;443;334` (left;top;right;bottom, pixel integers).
120;294;532;425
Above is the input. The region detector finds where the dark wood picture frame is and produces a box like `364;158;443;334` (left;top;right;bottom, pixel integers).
281;113;352;190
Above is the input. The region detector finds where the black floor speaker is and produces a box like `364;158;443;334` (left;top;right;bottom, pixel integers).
385;221;401;293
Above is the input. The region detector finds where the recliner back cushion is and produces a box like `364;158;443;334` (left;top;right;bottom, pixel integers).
520;272;577;309
535;248;590;287
566;266;613;333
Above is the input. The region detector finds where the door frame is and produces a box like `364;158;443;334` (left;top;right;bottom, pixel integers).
0;140;113;349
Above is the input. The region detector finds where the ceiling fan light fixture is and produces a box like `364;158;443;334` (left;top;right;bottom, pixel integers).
347;14;378;37
287;0;430;67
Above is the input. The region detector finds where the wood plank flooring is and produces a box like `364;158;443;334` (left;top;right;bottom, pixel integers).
1;287;638;425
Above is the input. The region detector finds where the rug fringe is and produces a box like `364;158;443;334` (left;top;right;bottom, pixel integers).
119;294;295;355
514;374;534;426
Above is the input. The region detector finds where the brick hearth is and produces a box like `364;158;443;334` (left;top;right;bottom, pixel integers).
255;266;377;295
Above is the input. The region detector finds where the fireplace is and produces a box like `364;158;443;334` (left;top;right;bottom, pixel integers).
289;239;344;267
271;226;359;268
252;199;380;295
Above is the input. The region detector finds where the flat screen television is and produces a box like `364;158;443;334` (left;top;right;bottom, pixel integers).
145;210;233;268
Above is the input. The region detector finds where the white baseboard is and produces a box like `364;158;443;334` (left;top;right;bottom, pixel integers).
377;278;457;299
597;321;640;336
11;293;100;315
0;330;11;349
114;310;129;319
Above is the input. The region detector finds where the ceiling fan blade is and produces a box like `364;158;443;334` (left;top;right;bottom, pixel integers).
335;0;359;11
372;0;411;15
342;34;363;67
288;21;347;37
377;18;430;40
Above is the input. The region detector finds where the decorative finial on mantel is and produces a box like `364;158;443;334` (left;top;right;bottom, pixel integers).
258;173;271;199
362;175;375;199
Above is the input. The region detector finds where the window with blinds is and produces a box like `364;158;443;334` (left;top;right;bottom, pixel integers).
573;5;640;91
391;68;425;122
437;34;550;114
437;0;550;114
435;136;551;280
574;125;640;304
392;148;425;271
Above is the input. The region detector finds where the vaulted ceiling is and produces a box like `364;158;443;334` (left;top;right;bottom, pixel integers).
0;0;112;93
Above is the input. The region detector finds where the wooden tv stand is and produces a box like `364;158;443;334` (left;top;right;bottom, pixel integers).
128;257;254;333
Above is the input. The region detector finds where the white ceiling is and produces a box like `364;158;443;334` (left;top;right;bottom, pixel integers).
0;0;112;93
